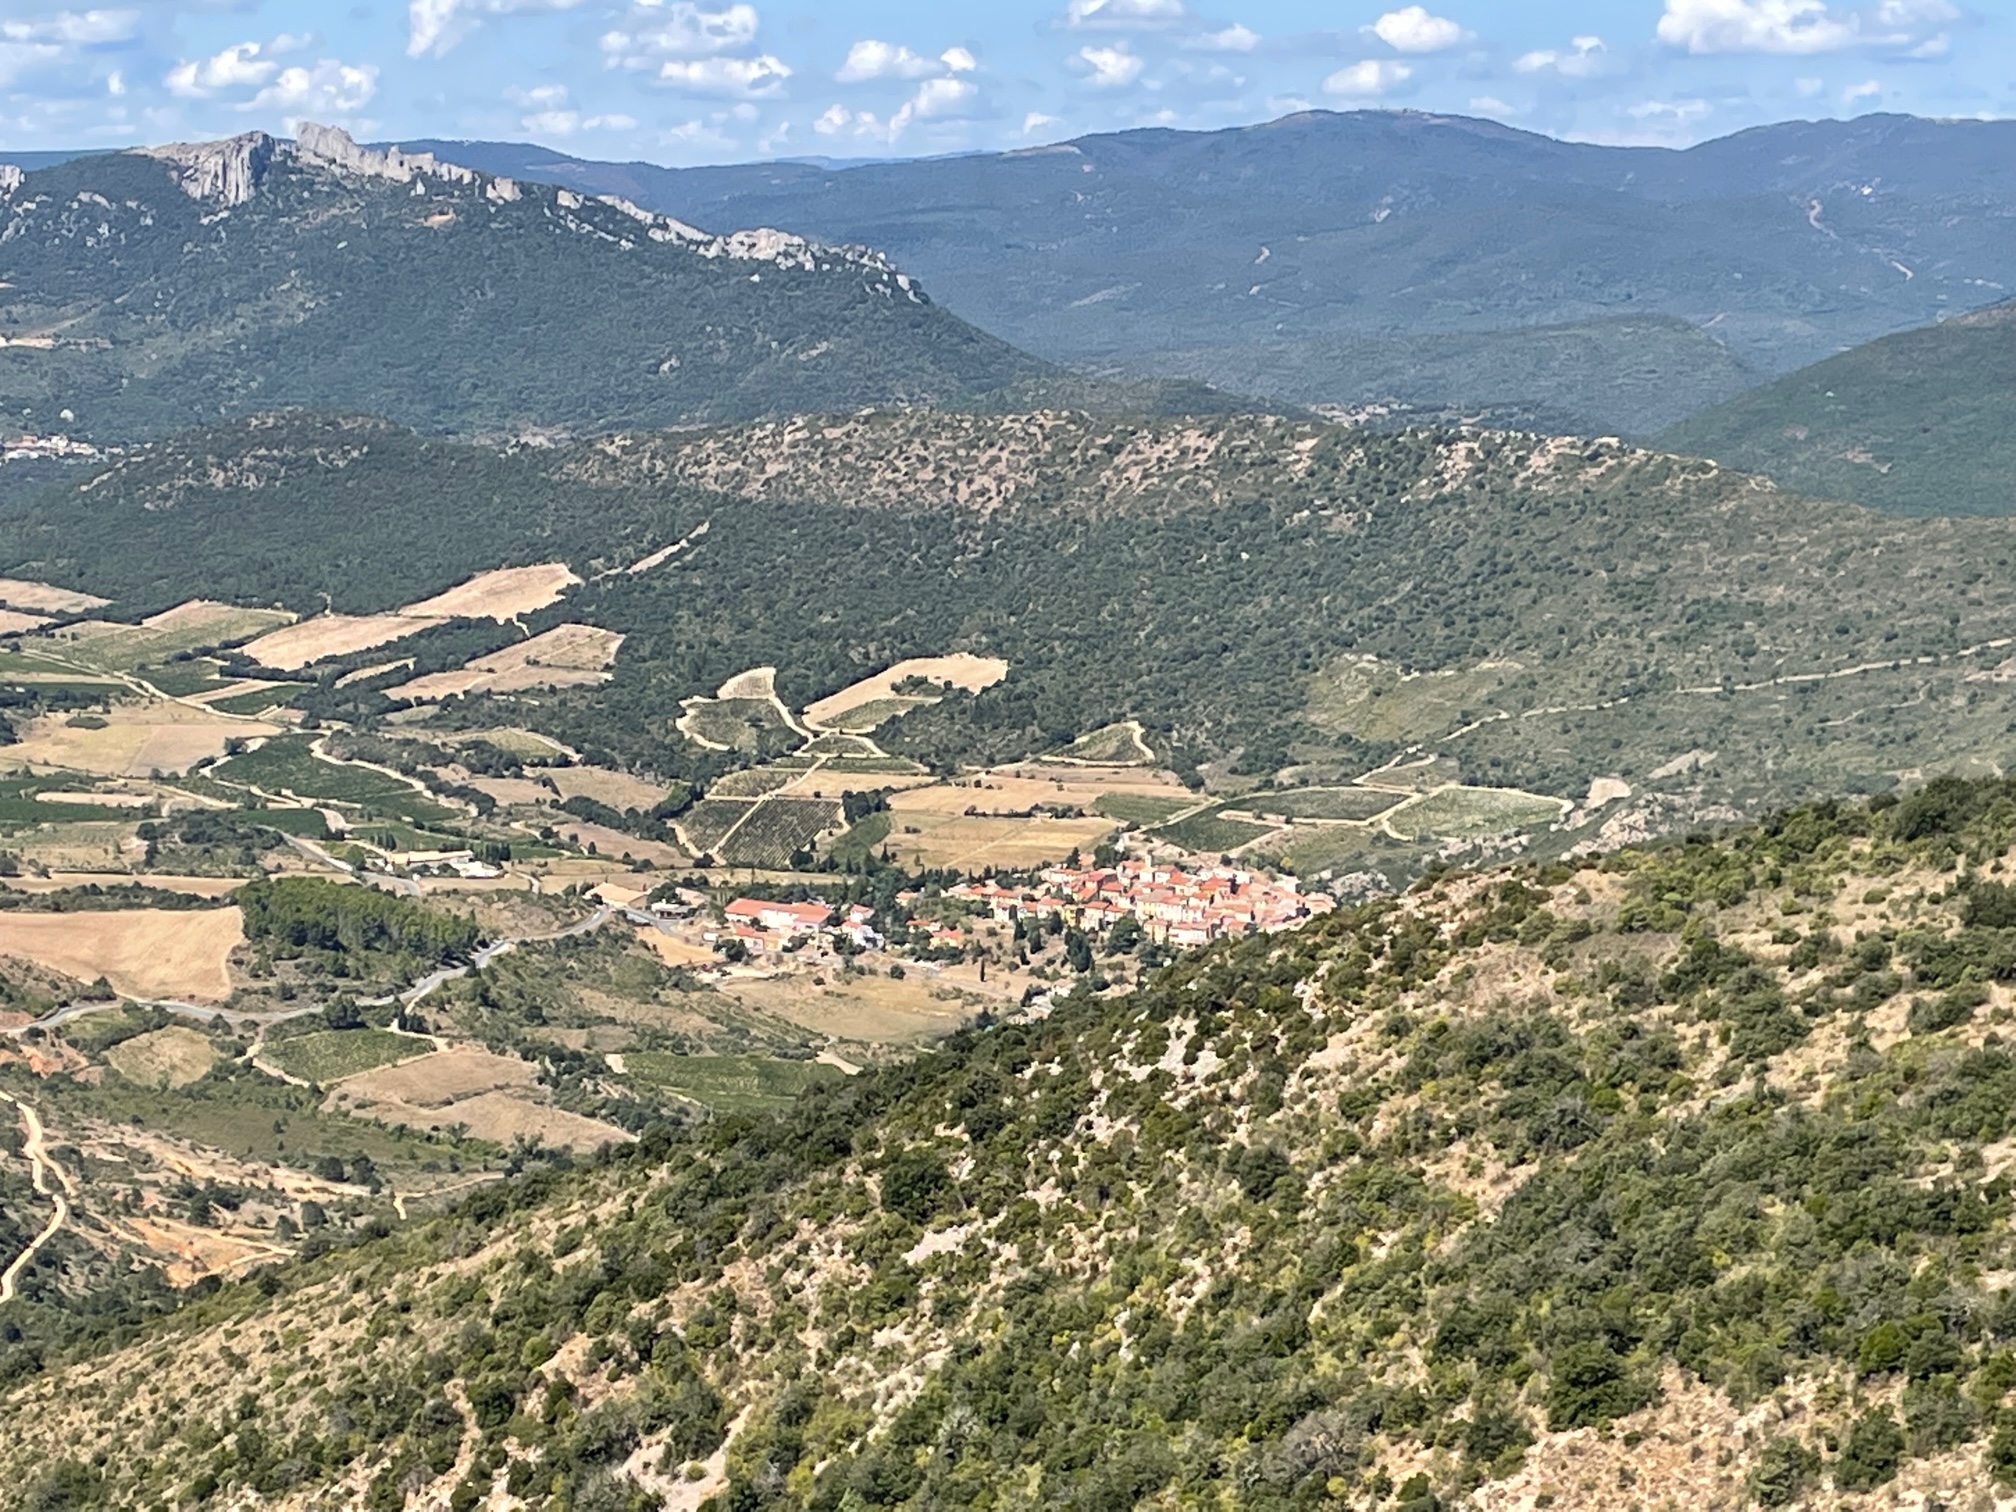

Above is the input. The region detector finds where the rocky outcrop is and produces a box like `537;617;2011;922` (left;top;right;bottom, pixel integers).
0;166;22;199
294;122;476;188
138;131;278;207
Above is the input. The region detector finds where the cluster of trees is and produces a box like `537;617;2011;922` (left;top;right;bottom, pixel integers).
239;877;481;965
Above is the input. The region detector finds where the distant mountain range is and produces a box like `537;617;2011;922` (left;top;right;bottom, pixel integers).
0;125;1238;443
1662;299;2016;517
380;110;2016;436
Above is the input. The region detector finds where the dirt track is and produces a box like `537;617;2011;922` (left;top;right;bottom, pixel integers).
0;1091;72;1304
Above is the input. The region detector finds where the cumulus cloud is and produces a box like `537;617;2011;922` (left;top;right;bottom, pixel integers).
1187;24;1258;51
1655;0;1956;55
249;59;379;117
164;35;377;118
166;41;278;98
1843;77;1882;100
837;40;976;83
1064;0;1188;31
1367;7;1472;54
814;72;978;142
408;0;590;61
1323;59;1412;98
1022;110;1061;134
1515;36;1607;77
1469;94;1516;116
601;2;763;70
651;53;789;95
508;82;636;135
1077;42;1145;87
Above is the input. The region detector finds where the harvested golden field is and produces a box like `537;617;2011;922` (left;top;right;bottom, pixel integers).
976;763;1194;808
0;608;49;635
548;766;669;812
552;818;683;866
803;654;1010;729
637;928;717;968
241;613;421;671
0;576;108;614
726;972;980;1045
332;1046;628;1151
105;1025;217;1088
0;872;246;898
467;775;555;807
337;1046;534;1104
4;703;284;776
389;624;622;702
879;810;1117;871
32;789;152;809
399;563;580;620
0;906;242;1000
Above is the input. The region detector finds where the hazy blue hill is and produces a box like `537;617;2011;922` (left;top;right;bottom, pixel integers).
399;111;2016;435
1661;301;2016;517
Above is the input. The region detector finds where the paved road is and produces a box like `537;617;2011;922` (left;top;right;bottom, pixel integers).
0;1090;72;1305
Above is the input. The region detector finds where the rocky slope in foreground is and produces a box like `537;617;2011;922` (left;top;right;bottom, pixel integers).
12;781;2016;1507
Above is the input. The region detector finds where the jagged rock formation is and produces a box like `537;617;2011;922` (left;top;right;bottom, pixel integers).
136;130;279;207
0;165;22;199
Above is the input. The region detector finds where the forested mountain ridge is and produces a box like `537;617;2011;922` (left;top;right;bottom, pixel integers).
1661;301;2016;518
393;110;2016;436
14;409;2016;847
16;783;2016;1506
0;125;1221;443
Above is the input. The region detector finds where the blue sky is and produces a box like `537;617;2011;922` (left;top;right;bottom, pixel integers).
2;0;2012;159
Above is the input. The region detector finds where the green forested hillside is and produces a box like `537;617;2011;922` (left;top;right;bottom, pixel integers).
15;783;2016;1505
0;130;1234;443
14;410;2016;826
1661;302;2016;517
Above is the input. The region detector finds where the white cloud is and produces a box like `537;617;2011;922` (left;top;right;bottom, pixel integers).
814;74;977;142
1064;0;1188;31
1022;110;1061;134
1842;77;1882;100
1468;94;1516;116
505;82;637;134
248;59;379;117
2;11;138;46
836;40;976;82
1188;24;1258;52
653;53;790;96
166;41;278;99
1368;7;1472;54
408;0;590;61
1322;59;1412;98
1077;43;1145;87
1655;0;1955;56
0;10;140;87
1795;74;1825;94
600;3;762;70
1515;35;1607;77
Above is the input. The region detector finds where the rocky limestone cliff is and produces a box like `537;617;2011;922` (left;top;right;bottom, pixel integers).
0;165;22;199
109;123;910;283
136;130;279;207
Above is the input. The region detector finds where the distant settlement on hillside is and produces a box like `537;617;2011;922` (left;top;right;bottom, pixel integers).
706;856;1330;959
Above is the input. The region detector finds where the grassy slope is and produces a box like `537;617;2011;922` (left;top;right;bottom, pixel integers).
20;782;2016;1505
1661;302;2016;517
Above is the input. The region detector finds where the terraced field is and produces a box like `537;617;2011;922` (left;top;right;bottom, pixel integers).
619;1052;844;1116
261;1029;427;1085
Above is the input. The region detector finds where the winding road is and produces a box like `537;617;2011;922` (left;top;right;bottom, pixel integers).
0;1090;72;1304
